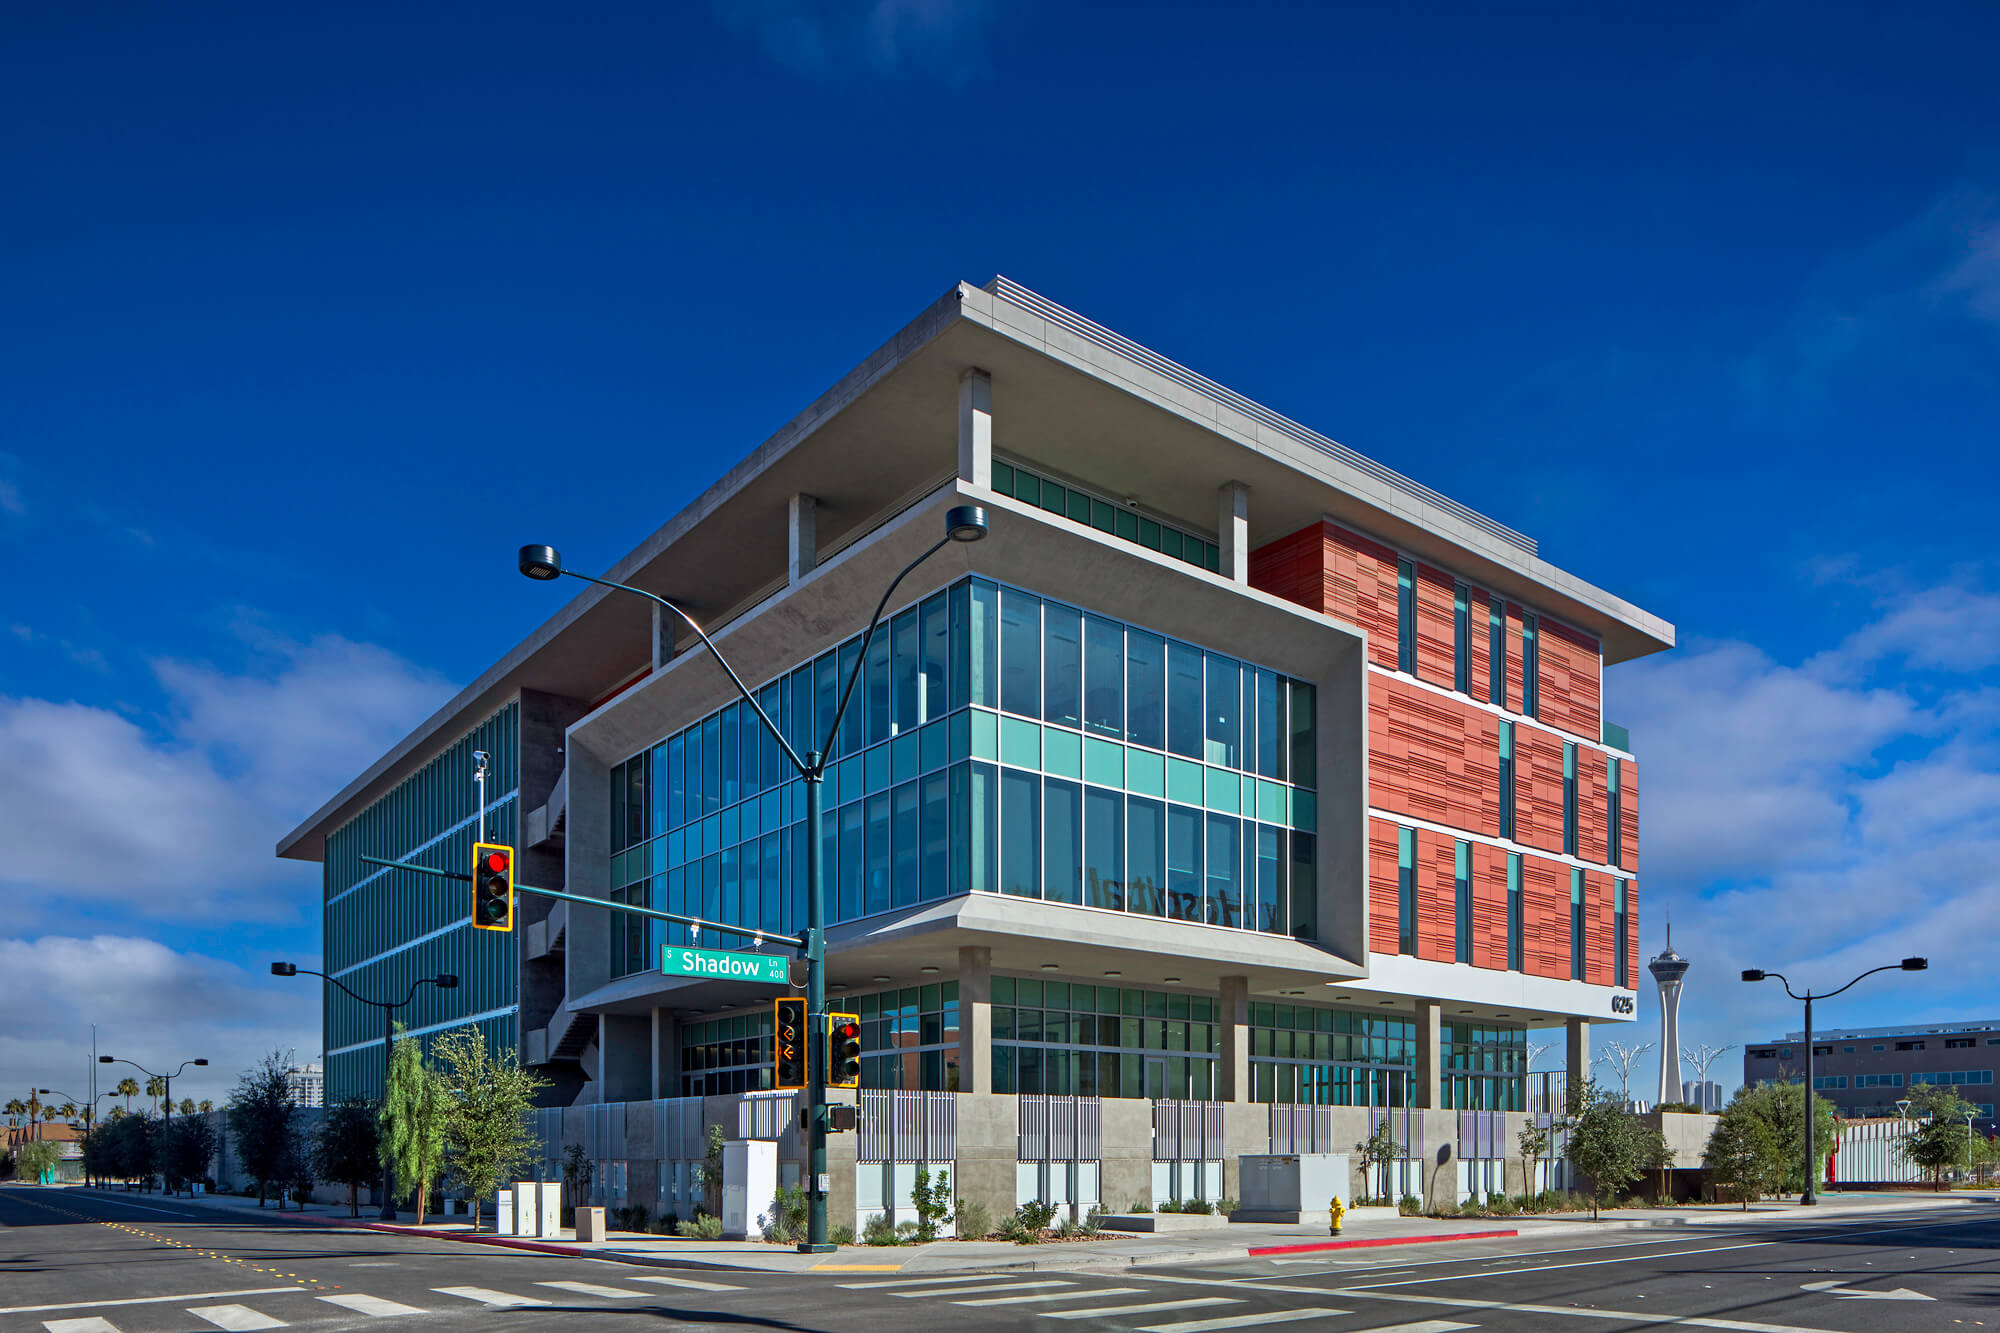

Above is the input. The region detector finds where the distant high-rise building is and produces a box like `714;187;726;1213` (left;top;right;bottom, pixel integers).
1683;1079;1722;1112
1649;916;1691;1105
285;1062;324;1108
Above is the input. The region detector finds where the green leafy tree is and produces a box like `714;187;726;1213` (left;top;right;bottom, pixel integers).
1734;1081;1837;1193
14;1139;62;1183
91;1111;158;1188
1704;1096;1783;1207
380;1025;447;1225
433;1025;548;1232
1562;1077;1670;1219
693;1123;726;1218
561;1143;594;1223
910;1166;956;1242
314;1099;383;1217
1516;1120;1551;1198
1354;1121;1399;1203
163;1116;219;1196
1897;1084;1979;1189
228;1050;299;1206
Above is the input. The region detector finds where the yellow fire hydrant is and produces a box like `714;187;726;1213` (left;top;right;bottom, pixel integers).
1329;1195;1347;1235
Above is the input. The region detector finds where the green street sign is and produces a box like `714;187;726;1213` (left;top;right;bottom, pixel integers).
661;944;792;985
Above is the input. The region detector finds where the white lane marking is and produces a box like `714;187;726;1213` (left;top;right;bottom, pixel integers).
534;1281;652;1299
430;1286;552;1308
628;1274;746;1292
42;1320;121;1333
2;1289;303;1316
1798;1281;1934;1302
1043;1298;1240;1320
316;1294;426;1317
1133;1309;1360;1332
839;1274;1019;1288
893;1280;1074;1298
187;1305;288;1331
1324;1286;1830;1332
1337;1239;1778;1287
954;1288;1146;1307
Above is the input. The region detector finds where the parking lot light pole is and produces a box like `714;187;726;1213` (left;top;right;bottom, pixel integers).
518;502;987;1251
1741;957;1928;1204
271;961;458;1220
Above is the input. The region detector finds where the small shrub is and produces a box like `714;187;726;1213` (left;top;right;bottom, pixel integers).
763;1186;807;1245
1181;1198;1213;1215
1217;1197;1237;1216
1397;1194;1422;1216
1132;1198;1153;1213
1082;1204;1103;1236
676;1213;724;1240
956;1198;992;1240
1158;1198;1183;1213
830;1223;855;1245
996;1213;1036;1244
862;1214;902;1246
909;1167;955;1243
1018;1199;1057;1231
1056;1215;1082;1239
1487;1193;1517;1216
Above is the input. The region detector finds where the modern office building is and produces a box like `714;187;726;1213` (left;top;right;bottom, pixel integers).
1744;1020;2000;1131
1682;1079;1722;1112
285;1063;325;1109
280;278;1669;1214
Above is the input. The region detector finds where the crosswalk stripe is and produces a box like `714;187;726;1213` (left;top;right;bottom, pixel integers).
955;1287;1147;1307
892;1281;1073;1298
534;1282;651;1299
629;1275;746;1292
187;1306;287;1331
1044;1298;1240;1320
431;1286;552;1308
839;1274;1015;1289
316;1294;426;1318
1330;1324;1473;1333
42;1319;120;1333
1134;1310;1355;1333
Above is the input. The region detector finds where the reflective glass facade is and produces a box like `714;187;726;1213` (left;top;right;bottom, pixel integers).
607;576;1321;979
323;702;521;1102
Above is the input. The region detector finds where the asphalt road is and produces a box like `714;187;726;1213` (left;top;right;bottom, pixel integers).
3;1185;1996;1333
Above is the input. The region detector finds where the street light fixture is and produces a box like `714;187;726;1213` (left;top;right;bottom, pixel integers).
271;961;458;1220
98;1057;208;1126
519;502;986;1251
1741;957;1927;1205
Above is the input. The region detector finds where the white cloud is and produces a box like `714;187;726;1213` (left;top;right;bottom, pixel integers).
711;0;997;85
0;627;450;919
1618;575;2000;1100
0;935;318;1115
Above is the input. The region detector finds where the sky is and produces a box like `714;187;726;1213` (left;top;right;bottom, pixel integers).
3;0;1996;1114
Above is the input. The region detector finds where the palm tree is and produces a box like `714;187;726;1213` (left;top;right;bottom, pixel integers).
144;1076;167;1111
4;1098;24;1124
58;1103;79;1123
116;1078;140;1111
197;1100;213;1114
178;1099;195;1116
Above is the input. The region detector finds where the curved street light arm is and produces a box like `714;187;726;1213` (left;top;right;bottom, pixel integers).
556;569;809;777
1816;963;1909;1002
101;1057;162;1082
813;533;953;779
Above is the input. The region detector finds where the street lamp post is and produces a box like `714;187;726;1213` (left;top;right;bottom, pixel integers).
519;502;987;1251
98;1058;208;1127
1741;957;1927;1205
272;962;458;1221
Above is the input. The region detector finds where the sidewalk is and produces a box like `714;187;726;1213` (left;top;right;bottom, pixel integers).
61;1184;1988;1277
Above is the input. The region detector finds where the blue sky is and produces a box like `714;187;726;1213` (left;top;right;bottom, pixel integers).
3;0;1996;1109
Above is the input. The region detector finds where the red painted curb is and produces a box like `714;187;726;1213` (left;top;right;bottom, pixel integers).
1247;1228;1517;1256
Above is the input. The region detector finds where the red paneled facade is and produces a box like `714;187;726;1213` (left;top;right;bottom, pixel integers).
1253;517;1640;1003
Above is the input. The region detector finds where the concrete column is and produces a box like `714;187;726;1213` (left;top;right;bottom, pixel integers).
788;493;818;585
1217;976;1251;1103
957;368;992;489
1566;1018;1590;1108
958;945;993;1093
598;1014;651;1103
650;1008;681;1100
1413;999;1443;1111
1217;481;1250;584
650;603;677;673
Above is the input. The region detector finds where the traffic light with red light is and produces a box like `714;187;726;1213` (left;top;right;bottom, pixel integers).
828;1013;861;1089
774;998;807;1090
472;843;514;931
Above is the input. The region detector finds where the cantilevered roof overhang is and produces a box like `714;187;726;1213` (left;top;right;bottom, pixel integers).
280;277;1674;863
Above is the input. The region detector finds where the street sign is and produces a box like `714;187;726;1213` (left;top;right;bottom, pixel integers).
660;944;791;985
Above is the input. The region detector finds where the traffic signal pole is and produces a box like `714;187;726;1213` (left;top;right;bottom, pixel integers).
804;763;831;1252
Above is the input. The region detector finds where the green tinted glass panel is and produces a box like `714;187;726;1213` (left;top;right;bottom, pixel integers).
1000;716;1041;769
1204;767;1240;813
1043;727;1082;778
1167;757;1204;806
1126;748;1165;797
1084;736;1124;787
969;709;997;761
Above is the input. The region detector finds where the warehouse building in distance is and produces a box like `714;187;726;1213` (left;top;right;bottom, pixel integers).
280;278;1671;1220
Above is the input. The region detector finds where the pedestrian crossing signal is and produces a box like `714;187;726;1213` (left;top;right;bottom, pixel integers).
774;997;807;1089
472;843;514;931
